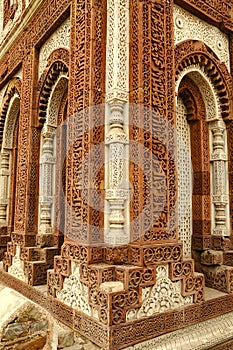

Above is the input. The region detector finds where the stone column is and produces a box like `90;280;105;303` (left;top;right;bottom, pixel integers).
0;150;10;226
210;120;229;236
39;126;56;234
105;0;130;245
105;101;129;245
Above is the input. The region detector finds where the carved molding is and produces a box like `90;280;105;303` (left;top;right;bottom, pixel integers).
174;5;230;70
175;40;232;120
8;245;27;283
39;17;70;78
38;62;68;234
176;62;230;238
105;0;130;245
38;59;69;127
0;78;21;146
125;311;233;350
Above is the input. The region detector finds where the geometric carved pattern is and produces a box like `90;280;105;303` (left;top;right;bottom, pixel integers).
39;17;70;77
175;40;232;121
1;0;233;349
175;40;233;294
38;61;68;126
174;5;230;70
2;266;233;349
126;264;193;321
176;97;192;257
0;78;21;146
174;0;233;33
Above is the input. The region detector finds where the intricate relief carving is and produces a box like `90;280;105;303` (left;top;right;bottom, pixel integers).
2;94;20;149
1;0;24;44
39;17;70;78
209;120;230;236
0;78;20;247
0;151;10;226
38;63;68;234
0;86;7;109
176;97;192;257
105;101;129;245
105;0;130;244
8;245;27;283
126;265;193;321
175;41;232;121
124;312;233;350
105;0;129;102
174;5;230;70
176;66;221;123
56;262;95;317
176;63;230;238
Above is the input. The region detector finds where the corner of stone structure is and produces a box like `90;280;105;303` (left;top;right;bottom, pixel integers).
46;239;205;349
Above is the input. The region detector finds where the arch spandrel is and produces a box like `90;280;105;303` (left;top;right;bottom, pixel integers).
175;40;233;121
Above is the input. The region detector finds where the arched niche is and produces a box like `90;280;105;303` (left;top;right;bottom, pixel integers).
0;86;20;233
38;69;68;238
176;64;230;257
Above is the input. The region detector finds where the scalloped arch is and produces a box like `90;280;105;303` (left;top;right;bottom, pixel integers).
0;78;21;147
38;48;69;127
175;40;232;120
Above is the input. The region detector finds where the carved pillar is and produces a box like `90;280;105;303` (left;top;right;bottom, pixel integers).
104;0;130;245
210;120;229;236
0;150;10;226
129;0;176;242
13;49;38;245
65;0;106;243
39;126;56;234
105;102;129;245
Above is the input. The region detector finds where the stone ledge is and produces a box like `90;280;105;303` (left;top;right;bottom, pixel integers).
1;268;233;349
125;311;233;350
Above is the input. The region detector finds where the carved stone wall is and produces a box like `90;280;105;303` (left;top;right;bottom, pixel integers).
124;311;233;350
104;0;130;245
8;245;27;283
39;17;70;78
175;40;233;294
65;0;106;244
174;5;230;70
0;0;31;46
175;0;233;32
38;70;68;236
0;78;21;258
176;97;192;256
0;0;233;349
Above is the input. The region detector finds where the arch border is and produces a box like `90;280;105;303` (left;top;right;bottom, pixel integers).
0;78;21;147
175;40;233;120
37;48;69;127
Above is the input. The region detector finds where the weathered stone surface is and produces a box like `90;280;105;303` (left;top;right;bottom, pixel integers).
0;288;27;328
17;306;41;322
201;250;223;265
29;320;48;333
75;337;85;345
84;343;100;350
15;335;47;350
62;345;83;350
2;323;28;340
58;331;74;349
